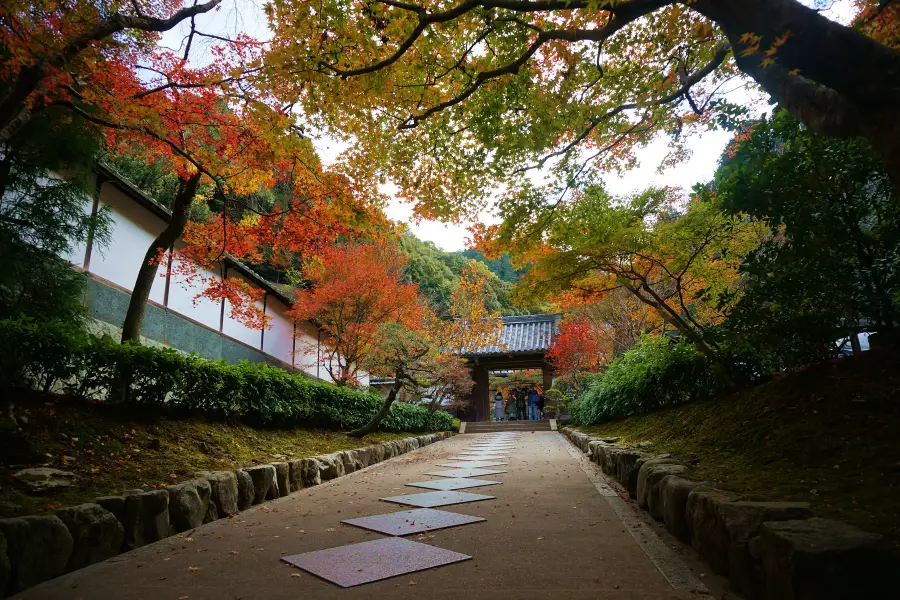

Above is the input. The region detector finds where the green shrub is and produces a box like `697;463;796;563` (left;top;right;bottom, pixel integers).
0;319;453;432
571;335;719;425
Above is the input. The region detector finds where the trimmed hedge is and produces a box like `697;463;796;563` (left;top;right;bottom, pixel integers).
0;319;453;432
571;335;719;425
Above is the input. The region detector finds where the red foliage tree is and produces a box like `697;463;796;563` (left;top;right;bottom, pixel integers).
547;314;611;396
288;243;424;386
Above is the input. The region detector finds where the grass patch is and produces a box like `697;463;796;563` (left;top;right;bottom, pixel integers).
0;390;418;518
577;347;900;538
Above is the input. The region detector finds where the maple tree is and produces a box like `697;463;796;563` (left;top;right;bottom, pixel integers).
297;252;501;435
289;242;424;387
0;0;220;147
547;313;611;397
489;183;764;368
264;0;900;217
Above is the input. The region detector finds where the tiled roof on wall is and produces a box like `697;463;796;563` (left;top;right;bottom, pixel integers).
463;314;560;356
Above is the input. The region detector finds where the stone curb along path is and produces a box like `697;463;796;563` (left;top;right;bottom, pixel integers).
0;431;453;598
560;426;900;600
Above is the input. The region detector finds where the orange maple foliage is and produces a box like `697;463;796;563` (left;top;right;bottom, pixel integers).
288;243;424;386
0;0;220;143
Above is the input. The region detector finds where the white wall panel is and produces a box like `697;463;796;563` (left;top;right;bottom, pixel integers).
262;297;294;365
222;272;265;348
294;321;323;379
89;184;166;303
165;244;223;330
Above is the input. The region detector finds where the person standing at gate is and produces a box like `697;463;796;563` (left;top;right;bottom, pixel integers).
493;390;505;421
527;385;541;420
516;388;526;421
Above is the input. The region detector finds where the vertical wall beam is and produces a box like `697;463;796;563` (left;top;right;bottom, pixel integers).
82;177;103;270
260;293;268;350
218;264;228;333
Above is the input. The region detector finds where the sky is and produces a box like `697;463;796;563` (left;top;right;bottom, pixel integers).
160;0;856;252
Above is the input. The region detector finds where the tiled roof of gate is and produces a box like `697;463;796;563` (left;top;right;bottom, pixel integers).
462;314;560;356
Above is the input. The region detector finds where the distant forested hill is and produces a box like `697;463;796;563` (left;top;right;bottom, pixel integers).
399;233;543;316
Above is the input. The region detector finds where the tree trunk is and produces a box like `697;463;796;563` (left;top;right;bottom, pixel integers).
349;376;403;438
0;151;11;200
850;330;862;355
120;173;200;343
693;0;900;188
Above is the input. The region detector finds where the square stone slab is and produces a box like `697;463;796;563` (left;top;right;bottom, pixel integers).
459;453;509;458
342;508;485;536
381;490;496;507
468;446;514;451
424;468;506;478
406;478;502;491
448;455;507;461
436;461;507;469
281;537;471;587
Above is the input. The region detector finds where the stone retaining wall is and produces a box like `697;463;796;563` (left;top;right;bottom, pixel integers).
0;431;453;597
560;426;900;599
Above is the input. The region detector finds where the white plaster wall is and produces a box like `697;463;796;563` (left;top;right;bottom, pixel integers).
294;321;323;379
88;184;166;304
263;297;294;365
60;182;93;268
222;271;266;349
164;242;224;330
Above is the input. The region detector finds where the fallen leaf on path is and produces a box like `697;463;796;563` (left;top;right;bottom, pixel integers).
187;567;200;573
290;573;301;578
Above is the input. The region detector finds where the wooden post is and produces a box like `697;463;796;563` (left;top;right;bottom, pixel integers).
542;362;553;391
472;365;489;422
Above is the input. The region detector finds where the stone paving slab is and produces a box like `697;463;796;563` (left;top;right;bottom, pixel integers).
405;478;502;491
341;508;486;536
423;468;507;478
281;537;471;587
381;490;497;507
447;455;508;461
436;462;507;469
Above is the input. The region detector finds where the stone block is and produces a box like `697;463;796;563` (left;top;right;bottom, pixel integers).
686;486;742;574
317;453;345;481
381;441;396;460
0;515;73;593
234;469;254;510
646;464;691;517
718;501;812;596
300;457;323;487
244;465;276;504
272;462;290;497
12;468;76;493
626;454;660;498
636;458;685;509
659;476;701;542
356;445;375;467
55;503;123;572
0;531;9;596
340;450;363;474
756;518;900;600
369;444;386;464
122;489;169;550
167;480;212;534
288;460;305;492
95;495;126;525
407;437;420;450
587;440;606;466
195;471;239;517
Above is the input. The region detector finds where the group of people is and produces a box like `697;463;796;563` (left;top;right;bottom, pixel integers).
493;386;544;421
